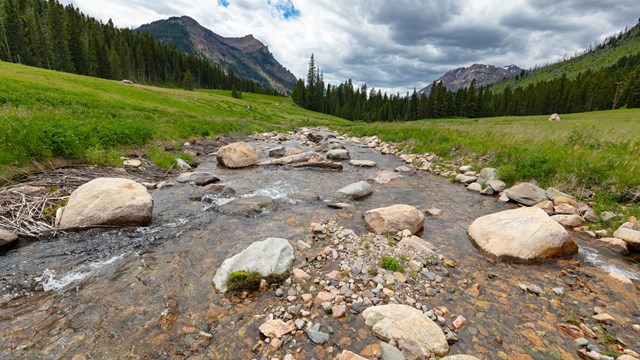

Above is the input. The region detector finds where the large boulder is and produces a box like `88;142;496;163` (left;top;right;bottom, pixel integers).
212;237;294;293
216;142;259;168
505;183;548;206
364;205;425;235
468;207;578;261
0;228;18;246
361;304;449;357
613;226;640;251
59;178;153;230
336;181;373;200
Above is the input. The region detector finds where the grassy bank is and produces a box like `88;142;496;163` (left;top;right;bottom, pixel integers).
0;62;347;178
339;111;640;224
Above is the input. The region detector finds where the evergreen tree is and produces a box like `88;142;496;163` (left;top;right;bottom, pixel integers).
183;68;194;91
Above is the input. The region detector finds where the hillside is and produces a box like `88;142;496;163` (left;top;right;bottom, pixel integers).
418;64;522;95
493;22;640;91
0;62;345;178
138;16;298;93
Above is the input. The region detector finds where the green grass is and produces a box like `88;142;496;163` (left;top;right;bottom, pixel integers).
380;257;404;272
0;62;347;179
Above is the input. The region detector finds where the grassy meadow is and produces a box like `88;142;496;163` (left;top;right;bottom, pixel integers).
0;62;347;178
1;62;638;221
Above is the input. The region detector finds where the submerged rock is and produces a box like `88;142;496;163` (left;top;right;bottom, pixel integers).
364;204;425;235
468;207;578;261
349;159;377;167
326;149;350;160
218;196;273;216
505;183;548;206
212;237;294;293
59;178;153;230
361;304;449;356
216;142;259;168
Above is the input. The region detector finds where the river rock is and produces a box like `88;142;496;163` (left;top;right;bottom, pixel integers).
268;146;286;157
212;237;294;293
441;356;481;360
59;178;153;230
546;187;573;201
176;172;220;186
0;228;18;246
337;351;368;360
466;183;482;192
554;203;579;215
455;174;477;184
327;149;350;160
305;327;330;344
289;191;320;203
395;236;438;261
551;215;585;228
218;196;273;216
594;238;629;255
350;159;377;167
477;168;498;184
361;304;449;356
505;183;548;206
488;179;506;192
259;319;296;338
380;342;405;360
336;181;373;200
613;226;640;250
371;171;401;184
468;207;578;261
216;142;259;168
364;205;425;235
549;113;561;121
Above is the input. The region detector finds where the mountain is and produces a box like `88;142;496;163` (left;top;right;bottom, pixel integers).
137;16;297;93
419;64;522;95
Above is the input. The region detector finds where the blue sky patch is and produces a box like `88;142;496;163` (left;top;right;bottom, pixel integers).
269;0;300;20
218;0;229;8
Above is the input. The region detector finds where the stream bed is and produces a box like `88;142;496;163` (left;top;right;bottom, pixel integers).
1;129;639;359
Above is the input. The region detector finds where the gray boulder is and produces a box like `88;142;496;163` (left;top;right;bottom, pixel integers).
468;207;578;261
327;149;350;160
268;146;286;157
505;183;548;206
176;172;220;186
218;196;273;216
336;181;373;200
477;168;498;184
212;237;294;293
59;178;153;230
488;180;506;192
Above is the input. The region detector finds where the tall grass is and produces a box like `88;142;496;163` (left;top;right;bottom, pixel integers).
0;62;347;178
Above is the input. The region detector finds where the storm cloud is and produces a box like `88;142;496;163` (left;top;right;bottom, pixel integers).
60;0;639;94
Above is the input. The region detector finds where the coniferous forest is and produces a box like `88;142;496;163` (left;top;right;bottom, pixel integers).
0;0;279;94
293;49;640;122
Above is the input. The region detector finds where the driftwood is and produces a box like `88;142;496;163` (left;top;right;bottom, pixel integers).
0;187;67;238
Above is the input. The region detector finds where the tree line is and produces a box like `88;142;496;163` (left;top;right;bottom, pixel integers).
292;52;640;121
0;0;280;94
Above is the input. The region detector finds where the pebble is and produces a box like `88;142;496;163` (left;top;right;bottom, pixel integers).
575;338;590;347
552;287;565;296
305;328;330;344
275;289;284;297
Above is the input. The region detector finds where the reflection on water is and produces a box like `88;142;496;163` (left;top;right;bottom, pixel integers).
0;131;638;359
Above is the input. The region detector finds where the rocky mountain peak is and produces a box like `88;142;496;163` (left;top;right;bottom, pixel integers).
419;63;523;95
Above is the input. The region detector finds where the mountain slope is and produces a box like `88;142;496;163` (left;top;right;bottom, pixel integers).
419;64;522;95
492;22;640;91
138;16;297;93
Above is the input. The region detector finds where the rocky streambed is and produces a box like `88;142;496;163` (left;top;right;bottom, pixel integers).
0;127;639;360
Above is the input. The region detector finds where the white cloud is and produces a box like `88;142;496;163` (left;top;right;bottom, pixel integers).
60;0;639;94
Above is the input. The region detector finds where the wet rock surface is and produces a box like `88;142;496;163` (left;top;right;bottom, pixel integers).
0;128;639;360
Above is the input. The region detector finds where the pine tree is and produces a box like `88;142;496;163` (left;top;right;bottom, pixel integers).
183;68;194;91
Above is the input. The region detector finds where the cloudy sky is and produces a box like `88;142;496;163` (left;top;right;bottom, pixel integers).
60;0;639;93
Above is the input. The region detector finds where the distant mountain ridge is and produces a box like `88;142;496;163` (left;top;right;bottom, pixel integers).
137;16;297;93
419;64;522;95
